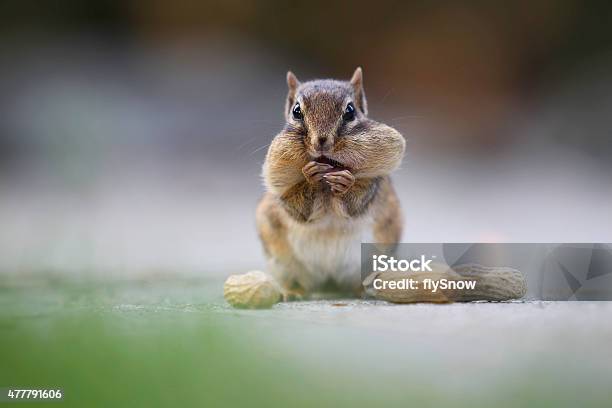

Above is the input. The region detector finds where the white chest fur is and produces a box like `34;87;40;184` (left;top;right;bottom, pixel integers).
287;214;373;289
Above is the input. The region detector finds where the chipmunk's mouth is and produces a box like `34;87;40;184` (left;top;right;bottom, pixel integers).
314;155;348;172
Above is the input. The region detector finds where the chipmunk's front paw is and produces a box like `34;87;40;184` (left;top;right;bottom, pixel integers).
302;161;333;184
324;170;355;196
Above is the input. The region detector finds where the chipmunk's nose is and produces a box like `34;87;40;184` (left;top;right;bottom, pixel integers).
311;131;333;153
314;136;331;152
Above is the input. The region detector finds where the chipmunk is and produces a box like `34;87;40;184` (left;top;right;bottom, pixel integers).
256;68;406;299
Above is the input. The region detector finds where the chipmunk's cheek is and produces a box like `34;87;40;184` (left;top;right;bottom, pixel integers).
330;143;358;170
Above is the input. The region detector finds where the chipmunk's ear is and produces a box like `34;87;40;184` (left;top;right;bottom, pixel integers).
286;70;300;102
287;71;300;92
350;67;368;115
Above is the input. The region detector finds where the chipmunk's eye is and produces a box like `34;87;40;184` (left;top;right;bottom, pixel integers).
343;102;355;121
292;102;303;120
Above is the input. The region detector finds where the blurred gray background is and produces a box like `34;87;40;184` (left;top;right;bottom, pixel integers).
1;0;611;279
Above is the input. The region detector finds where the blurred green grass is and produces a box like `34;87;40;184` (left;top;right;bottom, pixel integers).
1;278;610;407
0;279;415;408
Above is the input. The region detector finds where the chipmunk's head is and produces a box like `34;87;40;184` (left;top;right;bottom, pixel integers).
284;68;369;163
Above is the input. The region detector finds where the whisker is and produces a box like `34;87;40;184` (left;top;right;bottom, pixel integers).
232;119;280;124
388;115;428;121
378;88;394;105
236;136;260;150
250;143;271;155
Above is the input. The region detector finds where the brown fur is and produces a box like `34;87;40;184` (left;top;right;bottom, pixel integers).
257;68;405;298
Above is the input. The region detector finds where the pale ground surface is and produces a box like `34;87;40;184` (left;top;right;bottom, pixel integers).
229;299;612;396
102;289;612;404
